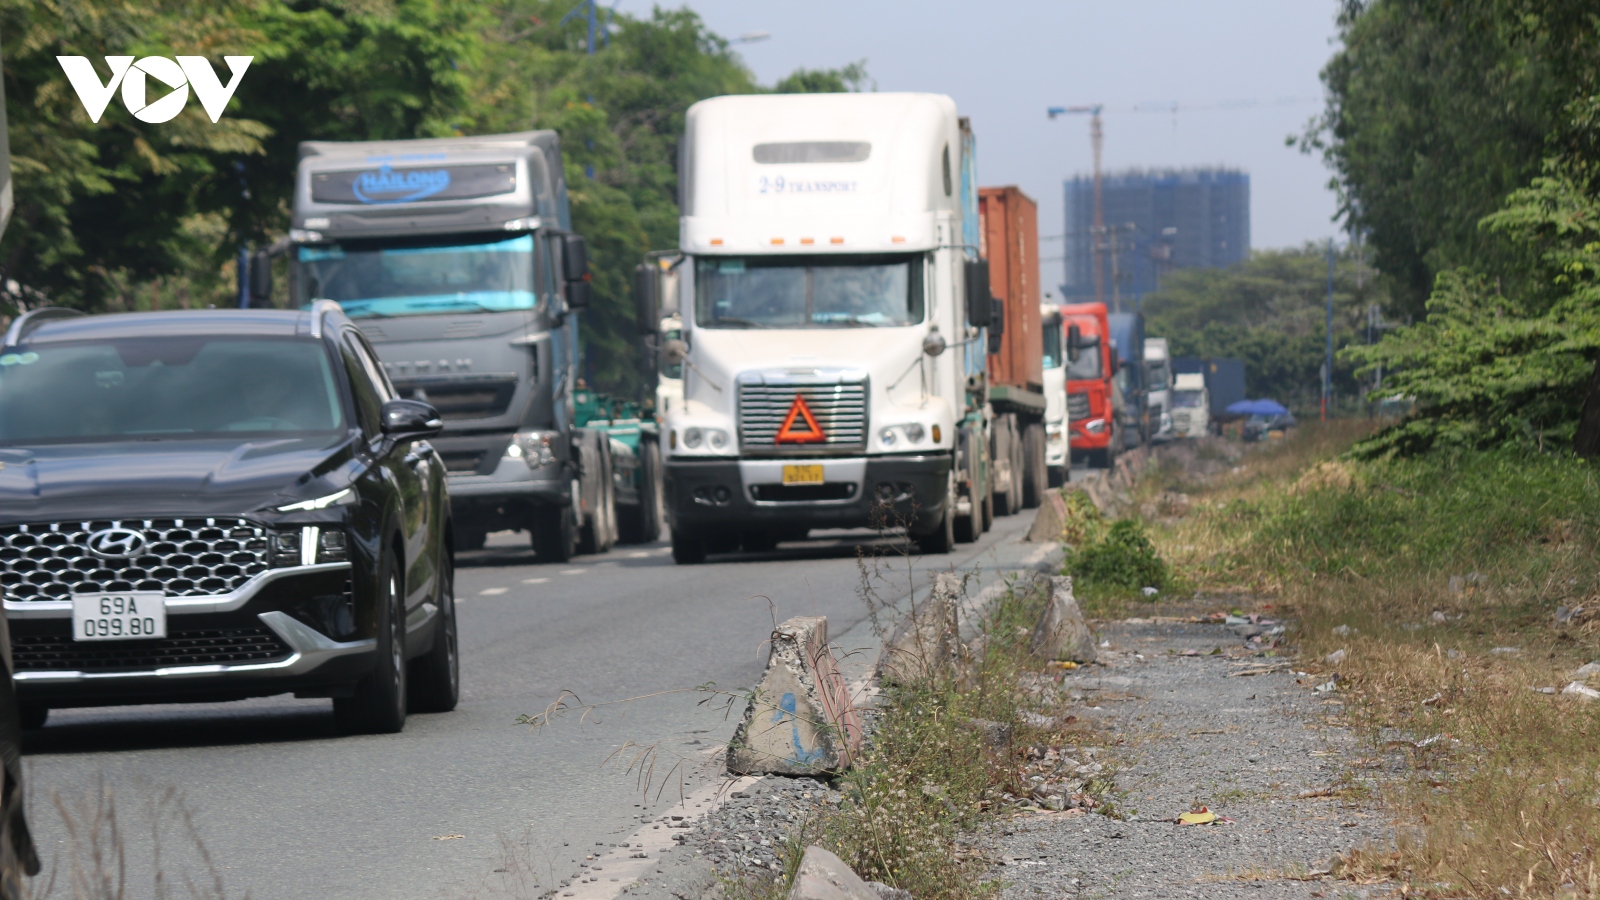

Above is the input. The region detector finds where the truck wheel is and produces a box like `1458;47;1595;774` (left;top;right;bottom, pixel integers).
915;472;956;555
459;529;487;552
618;440;662;544
408;553;459;714
981;481;994;533
1022;422;1046;509
671;528;707;564
335;557;407;735
992;416;1017;516
533;502;577;563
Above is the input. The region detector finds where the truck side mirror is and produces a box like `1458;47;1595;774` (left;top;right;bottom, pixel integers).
634;263;658;336
565;278;592;310
987;302;1005;354
562;234;590;282
249;250;272;306
963;259;991;328
1067;324;1082;363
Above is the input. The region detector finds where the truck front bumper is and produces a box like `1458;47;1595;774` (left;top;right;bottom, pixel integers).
664;454;952;537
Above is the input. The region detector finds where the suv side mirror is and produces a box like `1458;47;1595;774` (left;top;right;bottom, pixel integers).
562;234;589;282
634;263;658;335
1067;324;1082;363
964;259;991;328
249;250;272;306
380;399;443;440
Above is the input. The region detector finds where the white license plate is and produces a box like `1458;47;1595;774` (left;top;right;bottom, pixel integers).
71;592;167;641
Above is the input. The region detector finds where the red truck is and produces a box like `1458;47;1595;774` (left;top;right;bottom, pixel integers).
978;186;1048;513
1060;302;1120;468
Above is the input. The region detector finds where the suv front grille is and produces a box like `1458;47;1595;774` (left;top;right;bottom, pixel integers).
0;519;270;602
1067;392;1091;420
739;380;867;451
12;626;292;672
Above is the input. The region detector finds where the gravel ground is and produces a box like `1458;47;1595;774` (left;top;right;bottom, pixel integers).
986;616;1394;899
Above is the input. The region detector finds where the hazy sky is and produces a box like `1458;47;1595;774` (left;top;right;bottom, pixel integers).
667;0;1344;291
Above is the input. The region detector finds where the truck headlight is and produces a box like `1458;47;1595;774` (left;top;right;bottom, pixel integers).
507;431;558;469
708;429;729;450
902;423;925;444
683;427;703;448
879;427;897;447
1084;418;1107;435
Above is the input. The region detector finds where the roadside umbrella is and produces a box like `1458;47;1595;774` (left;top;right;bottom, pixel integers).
1226;399;1289;417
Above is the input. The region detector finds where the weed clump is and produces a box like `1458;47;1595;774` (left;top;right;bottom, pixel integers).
1064;518;1170;597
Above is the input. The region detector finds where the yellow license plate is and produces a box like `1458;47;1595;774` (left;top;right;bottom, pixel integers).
782;464;824;486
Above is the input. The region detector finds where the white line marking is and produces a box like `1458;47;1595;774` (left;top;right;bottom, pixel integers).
522;578;549;585
560;568;588;575
627;552;650;559
479;587;508;596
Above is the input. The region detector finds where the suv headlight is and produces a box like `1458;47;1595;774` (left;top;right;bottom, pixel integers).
277;488;353;512
507;431;559;469
272;527;349;567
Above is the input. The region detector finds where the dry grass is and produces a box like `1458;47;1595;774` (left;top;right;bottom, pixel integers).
1136;422;1600;899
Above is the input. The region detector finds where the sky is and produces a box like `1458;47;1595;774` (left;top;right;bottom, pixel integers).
666;0;1345;292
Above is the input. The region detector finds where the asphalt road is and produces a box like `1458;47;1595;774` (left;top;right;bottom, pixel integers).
19;511;1035;900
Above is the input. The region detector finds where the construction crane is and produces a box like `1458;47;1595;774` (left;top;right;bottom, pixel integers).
1047;104;1105;306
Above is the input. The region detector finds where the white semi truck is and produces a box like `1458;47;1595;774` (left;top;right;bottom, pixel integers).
1170;372;1210;437
1145;337;1172;442
1040;303;1069;486
642;93;995;563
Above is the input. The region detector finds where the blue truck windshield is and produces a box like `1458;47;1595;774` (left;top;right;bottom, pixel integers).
694;254;923;329
0;338;344;445
297;234;537;319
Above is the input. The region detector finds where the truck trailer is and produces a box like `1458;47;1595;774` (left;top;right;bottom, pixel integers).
644;93;997;563
978;186;1047;515
283;131;646;561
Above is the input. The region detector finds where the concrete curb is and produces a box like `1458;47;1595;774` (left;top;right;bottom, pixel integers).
726;617;863;777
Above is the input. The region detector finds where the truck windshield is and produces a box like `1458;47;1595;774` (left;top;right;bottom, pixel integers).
296;233;537;319
694;254;923;328
1147;362;1170;391
1041;319;1063;369
0;337;345;445
1065;343;1101;381
1172;390;1206;409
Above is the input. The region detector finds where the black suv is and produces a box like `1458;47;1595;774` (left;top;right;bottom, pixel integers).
0;302;456;734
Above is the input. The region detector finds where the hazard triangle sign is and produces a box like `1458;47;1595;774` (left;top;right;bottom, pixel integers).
775;394;827;444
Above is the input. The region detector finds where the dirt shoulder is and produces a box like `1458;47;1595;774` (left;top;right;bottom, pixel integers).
985;614;1391;899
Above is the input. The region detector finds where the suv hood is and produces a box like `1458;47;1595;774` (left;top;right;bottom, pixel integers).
0;437;357;524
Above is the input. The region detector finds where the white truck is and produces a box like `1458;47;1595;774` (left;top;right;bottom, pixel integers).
1040;303;1069;486
1144;337;1173;442
642;93;995;563
1170;372;1210;437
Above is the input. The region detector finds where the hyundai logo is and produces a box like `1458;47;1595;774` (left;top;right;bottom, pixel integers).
87;527;148;559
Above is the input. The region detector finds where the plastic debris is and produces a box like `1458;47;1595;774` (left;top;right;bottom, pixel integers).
1421;692;1443;707
1562;681;1600;701
1141;586;1159;597
1325;648;1347;665
1489;647;1521;655
1431;610;1449;624
1175;806;1231;825
1531;686;1557;694
1332;624;1353;637
1573;661;1600;679
1046;660;1079;670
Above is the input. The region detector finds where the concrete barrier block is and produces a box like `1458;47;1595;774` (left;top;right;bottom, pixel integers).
787;846;881;900
1031;574;1097;663
727;616;862;777
1026;489;1068;542
876;572;963;685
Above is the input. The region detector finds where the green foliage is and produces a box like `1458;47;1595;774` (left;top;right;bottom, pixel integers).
1140;244;1381;408
773;61;870;94
1064;518;1170;595
1306;0;1600;315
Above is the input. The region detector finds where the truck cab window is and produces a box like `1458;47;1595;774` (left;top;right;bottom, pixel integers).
1065;342;1101;380
1041;319;1063;369
694;254;925;329
296;233;538;318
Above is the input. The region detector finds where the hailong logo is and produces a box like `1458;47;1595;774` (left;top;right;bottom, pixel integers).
57;56;253;124
353;165;453;204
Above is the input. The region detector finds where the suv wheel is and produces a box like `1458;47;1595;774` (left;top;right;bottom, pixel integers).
408;553;459;713
17;705;46;730
335;559;406;735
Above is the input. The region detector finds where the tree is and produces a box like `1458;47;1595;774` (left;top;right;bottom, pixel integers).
774;60;870;94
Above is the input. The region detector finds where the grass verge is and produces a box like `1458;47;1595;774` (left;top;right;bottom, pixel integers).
1138;424;1600;899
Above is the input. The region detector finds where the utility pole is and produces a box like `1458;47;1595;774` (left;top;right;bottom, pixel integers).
1048;104;1105;307
1324;238;1335;422
561;0;611;55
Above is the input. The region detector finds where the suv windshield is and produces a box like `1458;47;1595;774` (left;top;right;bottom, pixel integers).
296;233;537;319
0;337;345;445
695;254;924;328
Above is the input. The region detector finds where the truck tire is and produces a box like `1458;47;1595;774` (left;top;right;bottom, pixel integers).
458;529;487;552
915;472;956;555
577;434;616;555
992;416;1019;516
954;428;978;543
407;553;459;714
335;555;407;735
532;501;577;562
671;528;707;564
618;439;662;544
1021;422;1046;509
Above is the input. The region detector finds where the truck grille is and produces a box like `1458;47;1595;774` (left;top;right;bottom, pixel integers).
738;380;867;451
12;626;292;672
1067;392;1091;420
0;519;270;602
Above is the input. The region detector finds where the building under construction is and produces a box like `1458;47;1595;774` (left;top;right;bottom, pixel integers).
1061;167;1249;308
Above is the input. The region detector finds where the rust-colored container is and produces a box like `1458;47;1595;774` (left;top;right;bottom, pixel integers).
979;186;1043;393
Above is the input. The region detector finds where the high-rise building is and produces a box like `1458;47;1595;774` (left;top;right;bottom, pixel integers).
1062;167;1249;308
